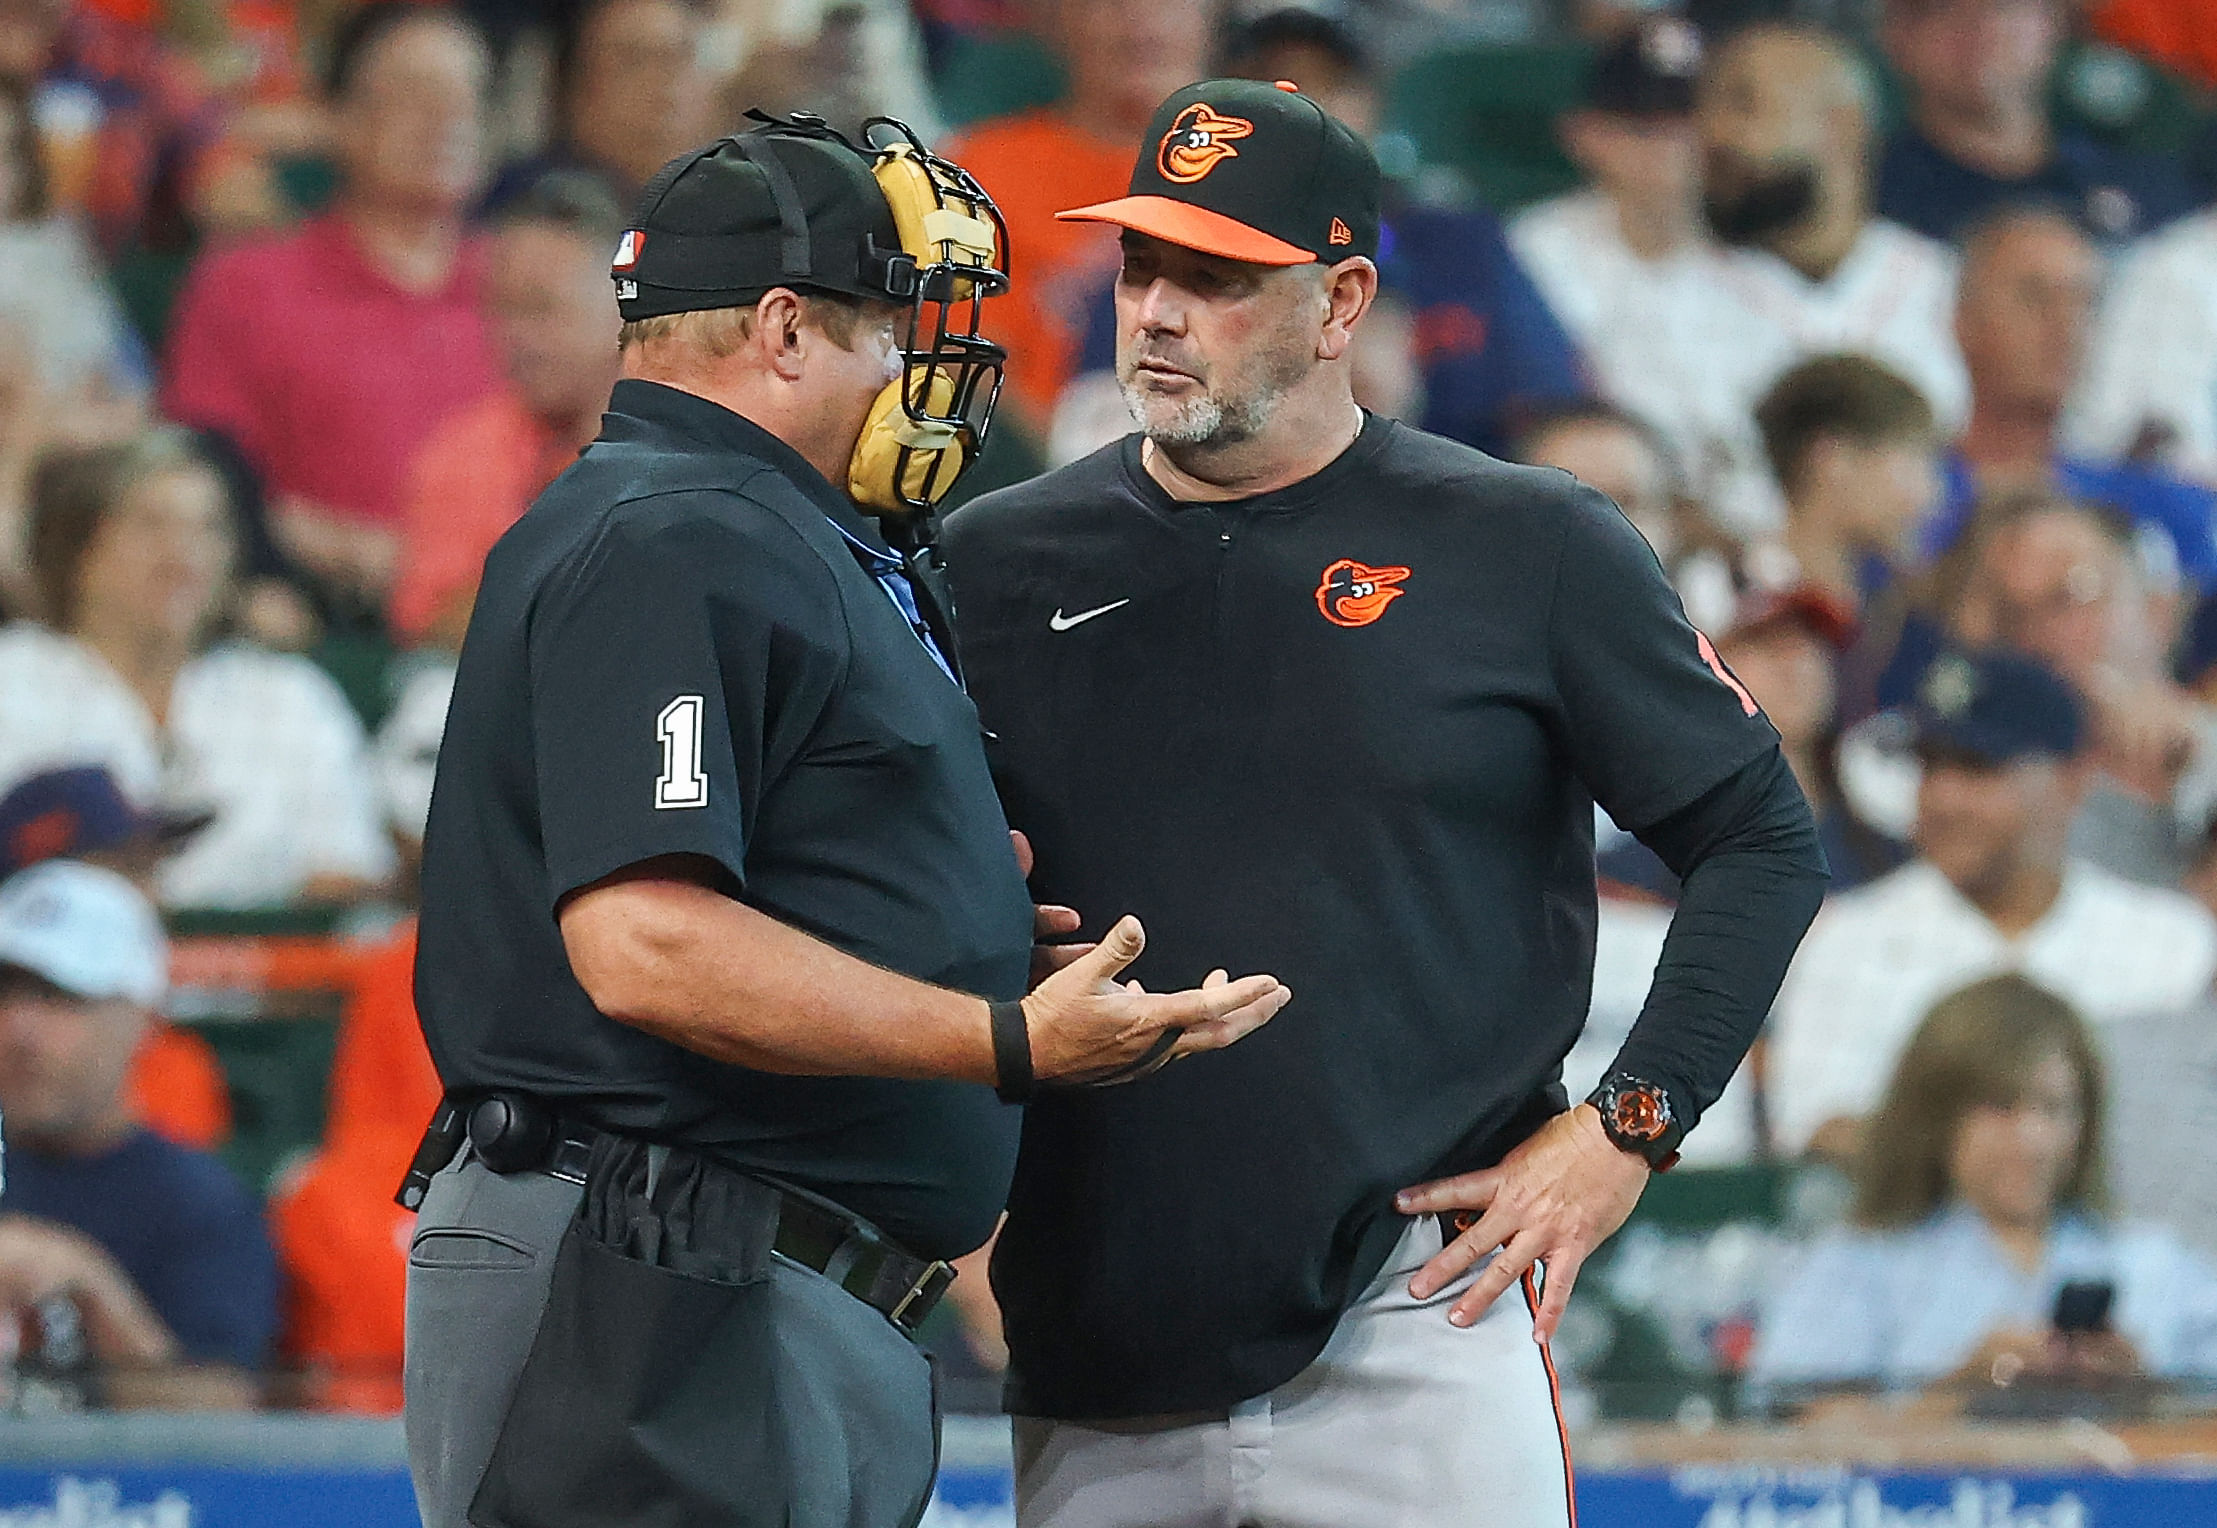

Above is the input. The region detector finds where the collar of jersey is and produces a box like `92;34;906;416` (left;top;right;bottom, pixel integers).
605;378;897;557
1116;411;1390;523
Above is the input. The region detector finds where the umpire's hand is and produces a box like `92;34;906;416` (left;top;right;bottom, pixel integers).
1392;1105;1648;1342
1021;916;1290;1084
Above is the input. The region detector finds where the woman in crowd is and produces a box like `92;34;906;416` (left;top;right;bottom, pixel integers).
0;427;392;908
1749;973;2217;1402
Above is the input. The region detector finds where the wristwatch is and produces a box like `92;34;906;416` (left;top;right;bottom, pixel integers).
1586;1072;1685;1171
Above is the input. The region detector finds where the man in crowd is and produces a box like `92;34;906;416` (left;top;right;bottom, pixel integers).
1511;19;1752;508
1695;22;1968;532
161;2;500;613
480;0;715;213
1768;646;2217;1159
389;173;627;649
1878;0;2198;243
944;0;1214;433
2066;206;2217;487
1754;352;1941;618
1929;203;2217;585
1223;8;1586;458
0;859;277;1408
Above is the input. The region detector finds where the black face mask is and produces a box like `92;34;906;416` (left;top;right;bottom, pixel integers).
1703;161;1820;247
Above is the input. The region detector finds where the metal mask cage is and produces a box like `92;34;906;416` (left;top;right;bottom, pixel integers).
863;116;1013;522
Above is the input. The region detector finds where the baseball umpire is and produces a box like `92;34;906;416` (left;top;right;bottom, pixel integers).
400;115;1288;1528
942;80;1830;1526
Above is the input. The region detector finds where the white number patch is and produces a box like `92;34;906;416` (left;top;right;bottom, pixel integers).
654;695;709;809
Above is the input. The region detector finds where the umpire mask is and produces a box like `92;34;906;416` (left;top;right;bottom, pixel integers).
614;114;1010;540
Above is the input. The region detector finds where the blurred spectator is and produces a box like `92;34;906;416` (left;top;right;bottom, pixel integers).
0;0;272;255
0;428;393;909
2065;207;2217;487
943;0;1213;431
161;3;501;614
270;657;446;1412
1936;493;2217;887
1750;974;2217;1401
482;0;715;213
1754;353;1941;617
1234;10;1587;457
390;173;625;648
1877;0;2199;244
0;765;227;1152
724;0;944;145
1512;20;1759;513
0;76;144;404
267;920;436;1413
1767;647;2217;1159
1931;204;2217;586
1695;23;1970;532
2106;996;2217;1261
0;860;275;1409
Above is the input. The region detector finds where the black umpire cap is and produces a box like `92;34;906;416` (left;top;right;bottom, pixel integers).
1058;78;1381;266
612;123;904;322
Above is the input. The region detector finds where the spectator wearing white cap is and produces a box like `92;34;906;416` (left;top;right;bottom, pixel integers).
0;860;276;1409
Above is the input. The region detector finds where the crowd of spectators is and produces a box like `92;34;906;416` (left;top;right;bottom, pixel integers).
0;0;2214;1427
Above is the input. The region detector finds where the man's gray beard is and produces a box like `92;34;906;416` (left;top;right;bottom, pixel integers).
1118;375;1280;447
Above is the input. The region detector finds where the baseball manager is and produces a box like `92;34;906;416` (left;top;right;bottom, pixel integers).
400;116;1287;1528
944;79;1828;1526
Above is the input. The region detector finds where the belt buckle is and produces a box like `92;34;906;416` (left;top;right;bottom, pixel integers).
889;1259;956;1331
547;1133;593;1185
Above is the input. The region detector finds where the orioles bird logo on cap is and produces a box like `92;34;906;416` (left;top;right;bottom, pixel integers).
1158;104;1255;184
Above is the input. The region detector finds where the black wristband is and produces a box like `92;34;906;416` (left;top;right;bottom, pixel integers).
990;999;1033;1104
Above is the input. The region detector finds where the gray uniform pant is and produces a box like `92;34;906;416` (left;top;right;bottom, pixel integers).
403;1151;939;1528
1012;1217;1576;1528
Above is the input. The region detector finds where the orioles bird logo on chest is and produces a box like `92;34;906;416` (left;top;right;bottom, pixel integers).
1315;558;1410;627
1158;104;1255;184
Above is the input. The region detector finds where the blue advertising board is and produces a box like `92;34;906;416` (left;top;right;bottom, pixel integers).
0;1421;2211;1527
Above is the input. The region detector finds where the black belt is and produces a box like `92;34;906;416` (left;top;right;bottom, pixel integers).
397;1098;956;1335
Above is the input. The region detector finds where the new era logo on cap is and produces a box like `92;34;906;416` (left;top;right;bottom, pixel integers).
612;229;645;272
1328;218;1352;246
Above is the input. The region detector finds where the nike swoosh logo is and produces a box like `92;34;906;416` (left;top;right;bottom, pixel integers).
1049;599;1131;632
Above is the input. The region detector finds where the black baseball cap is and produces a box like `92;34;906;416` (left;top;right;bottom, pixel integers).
1583;17;1703;118
1908;648;2086;765
1058;78;1381;266
613;122;904;322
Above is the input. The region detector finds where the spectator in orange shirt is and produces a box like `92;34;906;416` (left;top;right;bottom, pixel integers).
389;172;627;648
942;0;1216;432
267;921;438;1413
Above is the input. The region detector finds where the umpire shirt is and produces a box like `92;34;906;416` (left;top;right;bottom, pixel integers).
415;379;1034;1262
944;415;1785;1415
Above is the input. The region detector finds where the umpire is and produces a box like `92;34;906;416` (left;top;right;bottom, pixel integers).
944;81;1829;1526
401;118;1287;1528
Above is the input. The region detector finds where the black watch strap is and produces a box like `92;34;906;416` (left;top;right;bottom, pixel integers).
990;1000;1033;1103
1586;1072;1685;1171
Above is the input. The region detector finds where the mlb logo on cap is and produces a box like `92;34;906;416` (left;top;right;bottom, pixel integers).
612;230;645;272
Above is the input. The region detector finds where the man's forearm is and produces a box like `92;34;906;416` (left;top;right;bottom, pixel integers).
562;867;997;1083
1610;748;1829;1122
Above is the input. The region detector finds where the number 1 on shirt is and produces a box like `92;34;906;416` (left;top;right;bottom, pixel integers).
655;695;709;809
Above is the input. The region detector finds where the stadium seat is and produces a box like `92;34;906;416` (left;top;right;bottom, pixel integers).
1383;45;1592;214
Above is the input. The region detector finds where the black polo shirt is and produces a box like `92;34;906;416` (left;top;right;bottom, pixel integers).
415;379;1033;1261
942;416;1780;1416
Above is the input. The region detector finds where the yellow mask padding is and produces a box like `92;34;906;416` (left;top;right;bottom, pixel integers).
849;367;972;512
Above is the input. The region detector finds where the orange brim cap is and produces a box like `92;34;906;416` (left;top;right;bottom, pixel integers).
1055;195;1316;265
